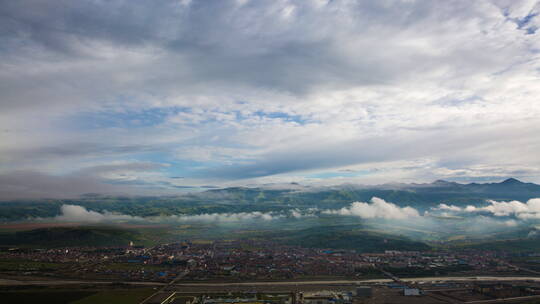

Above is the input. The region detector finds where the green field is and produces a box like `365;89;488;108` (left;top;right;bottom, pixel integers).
0;290;95;304
0;287;156;304
0;259;67;271
0;226;171;248
71;288;155;304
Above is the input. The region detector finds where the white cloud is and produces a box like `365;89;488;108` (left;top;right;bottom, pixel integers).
504;219;519;227
323;197;420;219
1;0;540;196
289;208;317;218
431;198;540;220
464;205;478;212
479;199;534;217
55;205;141;223
290;209;302;218
168;211;281;222
433;203;463;212
52;204;286;223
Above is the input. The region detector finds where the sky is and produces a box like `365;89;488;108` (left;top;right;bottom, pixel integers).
1;0;540;199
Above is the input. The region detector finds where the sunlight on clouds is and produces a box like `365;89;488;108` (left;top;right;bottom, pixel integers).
50;204;321;223
431;198;540;220
1;0;540;197
323;197;420;219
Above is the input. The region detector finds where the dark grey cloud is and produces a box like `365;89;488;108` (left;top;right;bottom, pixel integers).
1;0;539;196
197;122;540;180
0;0;178;54
0;170;122;200
0;0;519;113
77;162;168;176
0;162;171;200
1;143;157;164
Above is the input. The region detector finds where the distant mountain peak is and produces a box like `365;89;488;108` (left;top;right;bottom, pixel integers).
432;179;457;185
501;178;523;185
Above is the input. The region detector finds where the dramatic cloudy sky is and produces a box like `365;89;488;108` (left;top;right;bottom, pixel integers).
1;0;540;198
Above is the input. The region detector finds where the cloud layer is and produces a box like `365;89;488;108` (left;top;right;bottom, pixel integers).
1;0;540;197
432;198;540;219
51;204;311;223
41;200;533;240
323;197;420;219
55;205;142;223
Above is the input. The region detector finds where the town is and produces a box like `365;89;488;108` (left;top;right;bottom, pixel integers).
0;240;534;283
5;241;540;303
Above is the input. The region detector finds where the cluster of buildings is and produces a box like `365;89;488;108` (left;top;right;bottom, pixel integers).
147;283;540;304
0;240;519;282
155;290;370;304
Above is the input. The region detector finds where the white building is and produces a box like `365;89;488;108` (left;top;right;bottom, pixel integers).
403;288;420;296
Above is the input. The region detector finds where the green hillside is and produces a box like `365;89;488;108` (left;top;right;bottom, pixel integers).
0;227;140;248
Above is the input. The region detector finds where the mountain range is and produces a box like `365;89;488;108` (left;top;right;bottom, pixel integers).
1;178;539;221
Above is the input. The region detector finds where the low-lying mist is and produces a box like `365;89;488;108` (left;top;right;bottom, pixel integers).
24;197;540;243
